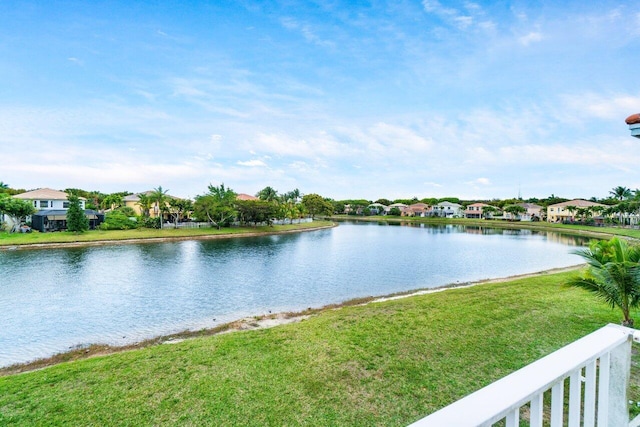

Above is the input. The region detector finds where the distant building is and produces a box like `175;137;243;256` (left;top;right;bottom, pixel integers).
432;202;463;218
464;203;495;219
236;193;259;201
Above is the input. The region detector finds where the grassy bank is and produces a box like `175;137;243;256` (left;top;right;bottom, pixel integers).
330;215;640;240
0;270;633;426
0;221;334;247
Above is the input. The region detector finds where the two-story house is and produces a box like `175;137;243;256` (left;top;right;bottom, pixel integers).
546;199;607;223
12;188;103;232
464;202;495;219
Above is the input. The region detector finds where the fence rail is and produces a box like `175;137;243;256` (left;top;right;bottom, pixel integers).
409;324;640;427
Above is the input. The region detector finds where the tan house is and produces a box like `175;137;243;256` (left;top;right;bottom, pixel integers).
123;191;180;219
503;203;544;221
546;199;607;223
405;203;430;217
236;193;259;201
465;203;496;219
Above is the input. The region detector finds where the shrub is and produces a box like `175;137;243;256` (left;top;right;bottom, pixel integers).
100;211;138;230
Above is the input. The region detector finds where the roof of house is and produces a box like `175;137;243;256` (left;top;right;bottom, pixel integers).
437;201;462;208
517;203;543;209
466;202;492;208
124;191;180;202
13;188;85;201
236;193;259;201
547;199;607;208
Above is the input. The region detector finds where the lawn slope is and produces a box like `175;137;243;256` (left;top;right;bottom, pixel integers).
0;270;630;426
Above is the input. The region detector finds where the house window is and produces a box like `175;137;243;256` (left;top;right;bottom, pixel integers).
40;200;49;208
34;201;37;207
63;202;70;208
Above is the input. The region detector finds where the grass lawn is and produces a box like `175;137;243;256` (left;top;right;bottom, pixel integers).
0;220;334;247
0;270;634;426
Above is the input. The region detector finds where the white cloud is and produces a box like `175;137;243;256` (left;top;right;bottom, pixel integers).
237;159;267;167
518;31;542;46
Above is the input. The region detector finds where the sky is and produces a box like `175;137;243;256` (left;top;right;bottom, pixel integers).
1;1;639;201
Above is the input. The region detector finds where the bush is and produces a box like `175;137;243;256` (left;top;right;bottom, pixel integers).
139;217;160;229
100;211;138;230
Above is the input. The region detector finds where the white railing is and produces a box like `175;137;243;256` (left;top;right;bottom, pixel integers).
409;324;640;427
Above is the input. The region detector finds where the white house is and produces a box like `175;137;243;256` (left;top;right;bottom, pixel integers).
10;188;102;232
432;202;464;218
14;188;86;210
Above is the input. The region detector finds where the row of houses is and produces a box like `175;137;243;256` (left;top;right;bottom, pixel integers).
2;188;261;232
356;199;617;223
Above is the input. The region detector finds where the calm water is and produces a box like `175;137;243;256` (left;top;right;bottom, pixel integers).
0;222;588;367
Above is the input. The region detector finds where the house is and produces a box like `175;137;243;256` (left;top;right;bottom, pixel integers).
464;203;496;219
546;199;607;223
123;190;182;220
405;203;430;217
385;203;408;215
503;202;544;221
367;203;387;215
431;202;464;218
12;188;104;232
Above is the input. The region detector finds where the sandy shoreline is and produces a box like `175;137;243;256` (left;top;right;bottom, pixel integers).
0;263;584;377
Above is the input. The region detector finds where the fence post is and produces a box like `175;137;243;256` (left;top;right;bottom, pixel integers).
607;330;631;426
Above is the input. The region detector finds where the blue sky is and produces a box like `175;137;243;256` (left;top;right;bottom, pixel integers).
1;1;639;201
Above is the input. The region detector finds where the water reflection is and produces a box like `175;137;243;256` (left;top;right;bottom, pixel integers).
0;222;588;367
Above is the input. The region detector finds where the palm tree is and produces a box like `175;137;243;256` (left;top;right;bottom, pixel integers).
611;186;632;202
0;181;8;190
257;186;278;202
151;186;170;228
136;193;153;218
566;238;640;327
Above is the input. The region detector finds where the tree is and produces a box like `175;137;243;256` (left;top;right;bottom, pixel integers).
168;198;193;227
193;183;237;229
257;186;279;202
566;238;640;327
610;186;632;202
503;205;526;220
150;186;169;229
0;181;8;190
0;194;36;232
236;200;278;226
482;205;498;219
301;194;333;219
136;193;153;218
101;193;124;211
66;194;89;233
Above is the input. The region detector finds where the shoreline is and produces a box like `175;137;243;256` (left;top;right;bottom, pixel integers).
0;263;584;377
0;222;338;251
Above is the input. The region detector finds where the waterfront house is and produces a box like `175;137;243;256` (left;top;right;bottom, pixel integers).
432;202;464;218
123;190;183;221
12;188;103;232
385;203;408;215
406;203;430;217
464;203;495;219
546;199;606;223
503;202;544;221
367;203;387;215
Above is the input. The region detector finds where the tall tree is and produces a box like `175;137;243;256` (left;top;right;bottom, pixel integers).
66;194;89;233
193;183;237;229
566;238;640;327
150;186;169;229
257;186;279;202
301;194;333;219
168;198;193;227
136;193;153;218
610;186;632;202
0;194;36;232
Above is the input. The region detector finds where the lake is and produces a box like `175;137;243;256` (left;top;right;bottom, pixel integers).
0;221;589;367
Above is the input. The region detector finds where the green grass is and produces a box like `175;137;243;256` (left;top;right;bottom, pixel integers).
0;221;334;247
0;270;633;426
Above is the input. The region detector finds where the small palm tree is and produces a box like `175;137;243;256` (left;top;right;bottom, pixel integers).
566;238;640;327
